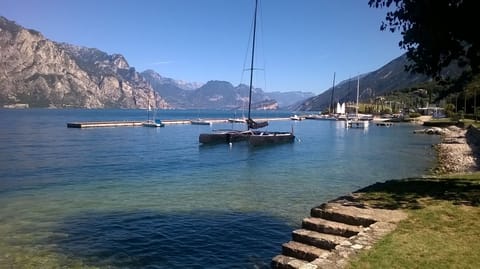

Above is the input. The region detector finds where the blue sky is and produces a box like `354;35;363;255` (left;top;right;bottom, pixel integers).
1;0;403;94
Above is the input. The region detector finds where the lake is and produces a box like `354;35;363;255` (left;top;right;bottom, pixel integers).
0;109;439;268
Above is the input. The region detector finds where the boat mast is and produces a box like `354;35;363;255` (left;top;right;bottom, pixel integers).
247;0;258;129
147;99;150;121
329;72;336;114
356;75;360;117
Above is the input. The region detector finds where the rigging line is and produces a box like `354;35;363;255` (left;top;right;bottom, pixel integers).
247;0;258;122
239;5;255;88
243;68;264;71
258;0;268;93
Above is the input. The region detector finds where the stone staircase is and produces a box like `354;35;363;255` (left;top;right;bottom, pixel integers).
271;199;407;269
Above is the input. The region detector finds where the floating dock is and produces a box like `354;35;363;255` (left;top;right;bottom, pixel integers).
67;121;143;128
67;117;291;128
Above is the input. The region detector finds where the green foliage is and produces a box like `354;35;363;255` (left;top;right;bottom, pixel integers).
368;0;480;77
368;0;480;115
408;112;421;118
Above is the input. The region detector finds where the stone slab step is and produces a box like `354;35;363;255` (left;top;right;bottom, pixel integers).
282;240;331;262
302;217;363;237
271;254;318;269
310;203;377;227
292;229;346;250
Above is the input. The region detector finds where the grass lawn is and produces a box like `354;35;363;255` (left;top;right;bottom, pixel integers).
347;173;480;269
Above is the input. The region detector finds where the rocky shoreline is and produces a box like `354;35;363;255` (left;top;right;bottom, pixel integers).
432;125;479;174
271;124;480;269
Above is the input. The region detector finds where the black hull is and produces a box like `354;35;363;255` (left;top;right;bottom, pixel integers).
199;130;295;146
199;131;249;144
248;132;295;146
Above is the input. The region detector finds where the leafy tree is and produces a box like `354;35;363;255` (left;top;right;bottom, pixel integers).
368;0;479;79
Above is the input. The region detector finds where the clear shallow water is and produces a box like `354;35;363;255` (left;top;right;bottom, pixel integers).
0;109;439;268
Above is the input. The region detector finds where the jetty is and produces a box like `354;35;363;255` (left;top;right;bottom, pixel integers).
67;117;290;128
67;121;143;128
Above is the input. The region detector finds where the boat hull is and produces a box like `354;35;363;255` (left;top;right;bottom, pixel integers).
248;132;295;146
228;118;246;123
346;120;369;128
191;120;211;125
142;120;165;128
199;131;249;144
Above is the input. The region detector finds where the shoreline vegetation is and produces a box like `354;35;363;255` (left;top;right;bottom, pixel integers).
346;119;480;268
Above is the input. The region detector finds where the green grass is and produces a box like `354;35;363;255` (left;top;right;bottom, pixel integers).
347;173;480;269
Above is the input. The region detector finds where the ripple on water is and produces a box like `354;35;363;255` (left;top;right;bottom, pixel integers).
45;210;293;268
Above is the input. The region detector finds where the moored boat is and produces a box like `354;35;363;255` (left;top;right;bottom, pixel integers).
248;131;295;146
198;0;294;146
290;115;302;121
143;93;165;128
345;76;368;129
191;119;212;125
142;120;165;128
199;129;249;144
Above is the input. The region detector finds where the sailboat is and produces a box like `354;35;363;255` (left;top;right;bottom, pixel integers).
142;92;165;128
199;0;294;146
346;76;368;129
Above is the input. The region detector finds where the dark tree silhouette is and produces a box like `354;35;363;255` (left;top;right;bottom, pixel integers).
369;0;479;79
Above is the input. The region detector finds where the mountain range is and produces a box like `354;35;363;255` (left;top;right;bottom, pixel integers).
0;16;314;110
1;15;434;111
295;55;433;111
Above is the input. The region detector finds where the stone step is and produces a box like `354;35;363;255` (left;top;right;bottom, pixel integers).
292;229;346;250
310;204;377;227
271;254;317;269
282;240;331;262
302;217;363;237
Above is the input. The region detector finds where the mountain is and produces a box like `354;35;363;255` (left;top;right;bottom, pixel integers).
141;70;193;108
0;16;169;109
295;54;431;111
143;68;282;110
186;80;274;110
265;91;315;109
0;16;340;110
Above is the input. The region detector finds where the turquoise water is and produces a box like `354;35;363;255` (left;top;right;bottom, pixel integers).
0;109;439;268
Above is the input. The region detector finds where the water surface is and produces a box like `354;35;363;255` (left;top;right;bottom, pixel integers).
0;109;439;268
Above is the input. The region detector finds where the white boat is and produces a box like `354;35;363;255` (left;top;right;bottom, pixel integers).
305;114;337;120
346;119;369;128
290;115;302;121
142;120;164;128
191;119;212;125
142;93;165;128
346;76;368;129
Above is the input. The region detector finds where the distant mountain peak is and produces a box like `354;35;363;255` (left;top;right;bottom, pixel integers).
0;16;170;109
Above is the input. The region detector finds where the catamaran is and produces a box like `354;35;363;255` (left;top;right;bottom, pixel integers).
199;0;294;146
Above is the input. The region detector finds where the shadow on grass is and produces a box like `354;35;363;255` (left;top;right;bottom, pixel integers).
352;177;480;210
45;210;293;269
